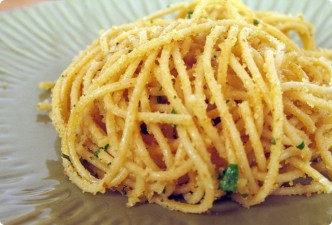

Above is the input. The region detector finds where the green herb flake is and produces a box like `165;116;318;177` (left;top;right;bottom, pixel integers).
93;149;100;158
296;141;305;150
128;49;133;53
187;10;194;19
171;109;177;114
253;19;260;26
93;144;110;158
271;137;277;145
101;144;110;151
219;164;239;193
62;153;71;162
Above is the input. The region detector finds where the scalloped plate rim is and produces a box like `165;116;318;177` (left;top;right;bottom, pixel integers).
0;0;332;224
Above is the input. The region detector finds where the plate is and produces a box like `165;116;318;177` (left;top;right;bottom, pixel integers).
1;0;332;224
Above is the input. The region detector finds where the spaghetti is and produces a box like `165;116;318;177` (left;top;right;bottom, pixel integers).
46;0;332;213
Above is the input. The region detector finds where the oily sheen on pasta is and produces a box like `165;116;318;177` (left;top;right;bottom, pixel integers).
49;0;332;213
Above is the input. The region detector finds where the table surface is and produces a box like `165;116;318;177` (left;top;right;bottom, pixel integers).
0;0;46;11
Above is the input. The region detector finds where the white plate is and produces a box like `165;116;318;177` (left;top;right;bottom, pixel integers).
1;0;332;224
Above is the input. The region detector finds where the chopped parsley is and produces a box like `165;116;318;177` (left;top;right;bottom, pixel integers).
62;153;71;162
100;144;110;151
187;10;194;19
253;18;260;26
296;141;305;150
271;137;277;145
93;149;100;158
219;164;239;193
170;109;178;128
93;144;110;158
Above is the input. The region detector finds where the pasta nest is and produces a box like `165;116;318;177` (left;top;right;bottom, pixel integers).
50;0;332;213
